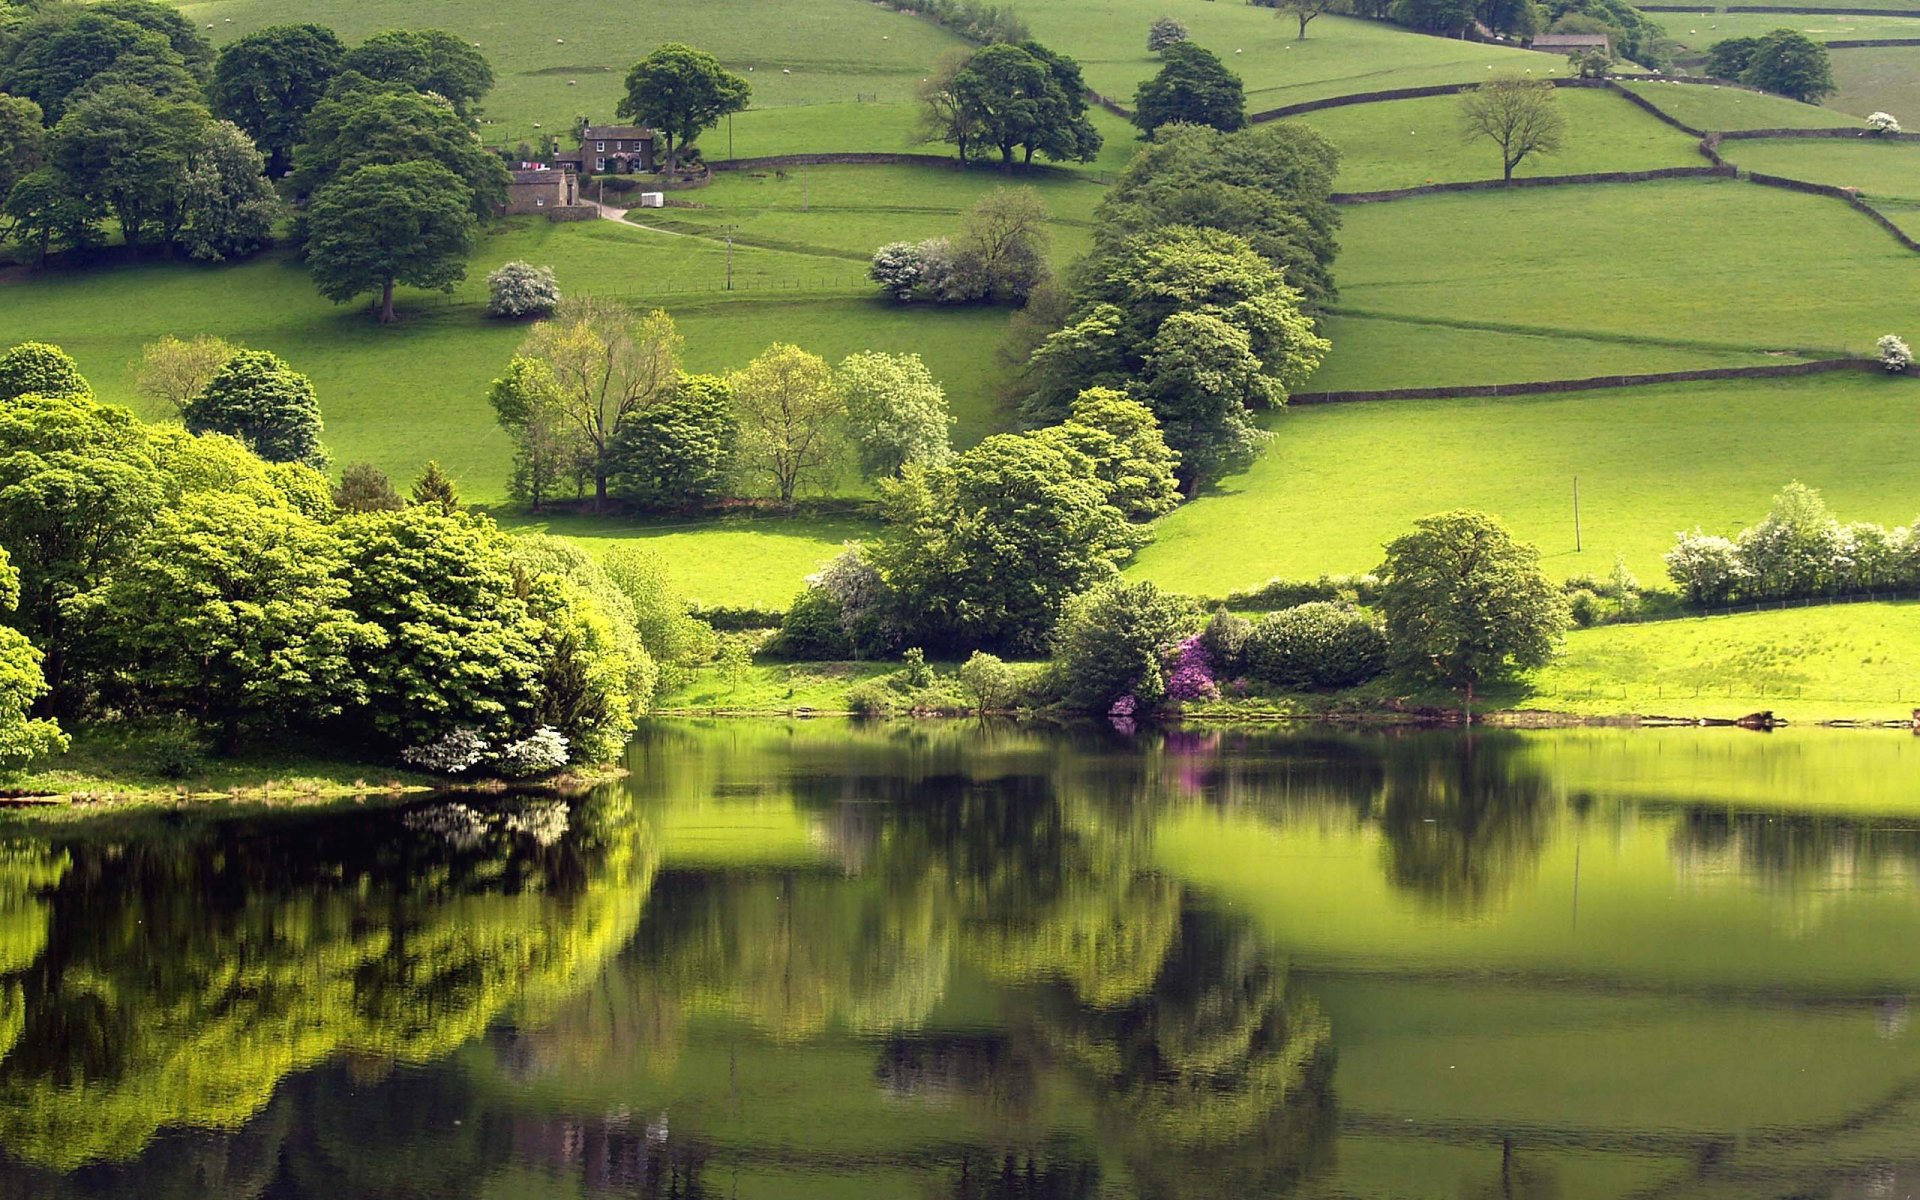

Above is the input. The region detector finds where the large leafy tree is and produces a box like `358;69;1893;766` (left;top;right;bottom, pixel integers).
837;351;952;480
1458;77;1566;181
76;491;374;751
1738;28;1835;102
489;355;588;510
0;393;161;713
334;508;547;749
0;167;96;265
306;160;477;323
609;373;738;510
1034;388;1181;521
343;29;495;119
1053;579;1197;712
178;119;280;261
182;349;327;466
0;11;184;122
729;343;846;510
50;83;209;252
291;86;507;218
210;24;345;174
0;93;43;204
0;548;64;768
869;432;1142;654
515;298;682;507
616;43;750;173
0;341;90;401
1377;510;1571;693
1132;42;1245;136
90;0;215;79
1015;41;1102;166
952;43;1098;170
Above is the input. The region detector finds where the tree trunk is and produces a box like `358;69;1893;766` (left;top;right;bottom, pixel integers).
1503;156;1516;182
594;468;609;512
379;278;396;323
1298;12;1310;38
1000;144;1014;174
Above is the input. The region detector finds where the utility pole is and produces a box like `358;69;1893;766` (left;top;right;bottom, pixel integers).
723;224;736;291
1573;475;1582;553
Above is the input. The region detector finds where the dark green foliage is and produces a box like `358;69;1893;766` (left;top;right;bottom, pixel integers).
50;83;208;251
1706;36;1759;80
1053;579;1197;712
333;461;404;513
0;92;43;204
1737;29;1835;103
771;586;853;659
616;42;749;173
305;160;478;323
292;85;508;219
0;341;90;401
1;166;96;264
1200;606;1251;674
1242;602;1388;689
211;24;346;174
1391;0;1476;35
1378;510;1570;690
91;0;214;79
869;432;1143;654
410;459;460;513
948;42;1101;169
1132;42;1245;136
182;349;327;467
0;10;186;122
343;29;494;119
609;374;737;509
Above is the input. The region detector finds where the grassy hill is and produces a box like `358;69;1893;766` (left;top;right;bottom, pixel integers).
1616;79;1858;130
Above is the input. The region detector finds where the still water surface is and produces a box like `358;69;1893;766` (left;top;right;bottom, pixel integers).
3;721;1920;1198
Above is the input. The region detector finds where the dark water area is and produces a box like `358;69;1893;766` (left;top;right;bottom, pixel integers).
2;721;1919;1198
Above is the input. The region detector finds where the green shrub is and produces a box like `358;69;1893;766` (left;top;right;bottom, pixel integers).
902;646;932;688
1243;602;1388;689
1053;580;1197;713
1566;588;1603;628
770;588;852;659
144;721;207;780
1200;606;1251;673
845;679;896;716
958;650;1015;712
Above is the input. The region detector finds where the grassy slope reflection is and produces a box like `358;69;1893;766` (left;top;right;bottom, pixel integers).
0;793;656;1171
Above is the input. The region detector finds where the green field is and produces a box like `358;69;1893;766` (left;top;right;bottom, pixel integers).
1007;0;1550;110
1716;133;1920;199
1131;372;1920;594
1521;601;1920;721
1646;9;1920;53
1827;43;1920;120
1295;88;1701;191
1618;79;1859;129
1335;177;1917;355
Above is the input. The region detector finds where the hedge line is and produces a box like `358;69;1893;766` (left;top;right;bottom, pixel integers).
1824;36;1920;45
1289;358;1876;405
1330;164;1732;204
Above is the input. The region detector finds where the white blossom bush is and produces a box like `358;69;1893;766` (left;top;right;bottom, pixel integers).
401;727;489;774
1147;15;1189;51
1878;333;1912;372
486;260;561;318
1664;530;1748;605
1868;111;1902;134
867;238;957;302
503;799;571;845
495;726;571;777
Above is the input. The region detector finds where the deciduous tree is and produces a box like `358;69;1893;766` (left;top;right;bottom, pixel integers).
837;352;951;480
0;546;64;767
1132;42;1245;136
306;160;477;323
0;341;90;401
292;86;507;219
616;43;750;173
1034;388;1181;520
0;93;43;204
178;119;279;261
210;24;345;174
609;373;738;509
134;334;238;415
730;344;846;509
343;29;495;119
1739;28;1835;102
1458;76;1566;182
182;349;327;466
50;82;208;251
0;167;96;265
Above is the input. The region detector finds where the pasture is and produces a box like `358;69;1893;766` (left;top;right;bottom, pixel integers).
1129;372;1920;594
1827;44;1920;122
1643;9;1920;54
1295;87;1702;191
1616;80;1858;130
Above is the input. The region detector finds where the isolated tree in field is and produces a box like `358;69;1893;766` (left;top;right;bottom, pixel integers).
517;298;682;508
1132;42;1245;136
1458;77;1565;182
730;343;846;509
333;461;404;513
953;43;1100;170
1739;29;1835;102
135;334;239;414
1377;510;1569;694
211;24;346;174
1148;17;1190;51
410;460;460;513
617;43;750;173
343;29;495;119
51;83;209;251
838;351;952;480
0;547;65;767
610;374;738;509
0;342;91;401
183;349;327;467
1017;41;1103;166
178;119;281;262
486;260;560;318
1;167;96;265
0;94;44;204
78;491;374;751
306;161;477;323
1280;0;1336;40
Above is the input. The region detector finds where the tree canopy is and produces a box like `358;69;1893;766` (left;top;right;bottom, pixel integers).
305;160;478;323
182;349;327;466
343;29;494;119
1132;42;1246;136
616;43;749;173
1458;77;1566;181
211;24;346;174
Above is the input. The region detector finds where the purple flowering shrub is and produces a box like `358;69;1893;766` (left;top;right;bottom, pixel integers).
1164;635;1218;701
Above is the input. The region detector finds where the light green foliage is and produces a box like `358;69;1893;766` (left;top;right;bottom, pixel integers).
489;353;587;509
0;546;64;769
870;432;1143;653
50;82;209;252
0;341;90;401
132;333;238;416
1033;388;1180;521
1132;41;1245;136
210;23;346;174
957;649;1015;711
305;160;478;323
148;426;290;506
504;532;661;727
0;393;160;712
1458;76;1566;182
178;119;280;262
343;28;495;118
729;342;845;508
609;373;738;509
409;459;460;513
1378;510;1571;689
76;490;376;749
837;351;952;481
264;460;338;519
182;348;327;466
616;42;749;172
600;543;717;677
1053;578;1197;712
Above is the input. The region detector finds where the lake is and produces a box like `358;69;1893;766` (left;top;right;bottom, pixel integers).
3;720;1919;1198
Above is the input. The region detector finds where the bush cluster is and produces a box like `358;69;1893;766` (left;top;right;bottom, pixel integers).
1666;482;1920;606
880;0;1028;43
1240;602;1389;690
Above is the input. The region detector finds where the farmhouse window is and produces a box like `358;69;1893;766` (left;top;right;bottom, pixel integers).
596;141;605;152
596;157;605;170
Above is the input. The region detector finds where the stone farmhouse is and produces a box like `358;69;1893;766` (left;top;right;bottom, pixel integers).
553;124;658;175
1527;32;1612;55
502;166;585;215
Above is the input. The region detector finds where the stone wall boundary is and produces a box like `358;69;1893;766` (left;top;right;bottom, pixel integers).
1289;357;1876;404
1330;164;1733;203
